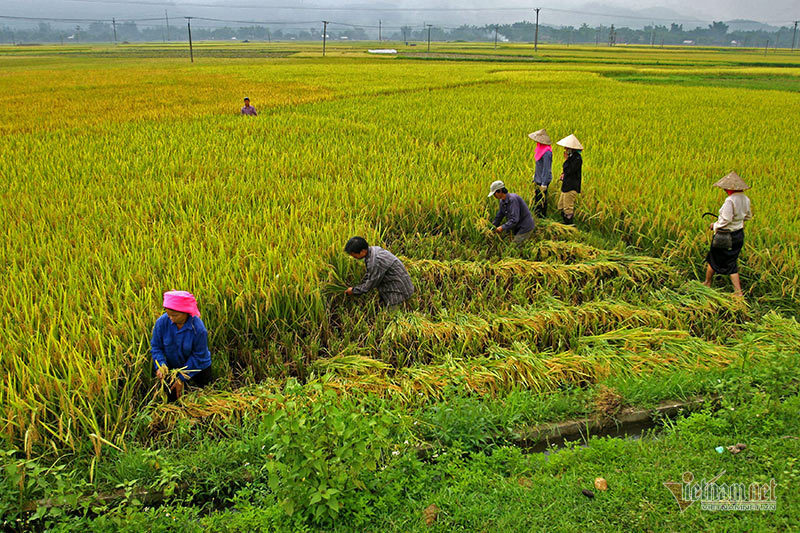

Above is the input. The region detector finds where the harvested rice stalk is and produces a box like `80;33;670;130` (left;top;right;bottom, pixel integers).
526;240;607;262
147;320;774;436
403;256;678;290
311;354;393;375
384;302;670;358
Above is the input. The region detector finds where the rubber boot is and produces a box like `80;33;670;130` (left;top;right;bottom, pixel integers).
565;214;574;226
561;211;570;224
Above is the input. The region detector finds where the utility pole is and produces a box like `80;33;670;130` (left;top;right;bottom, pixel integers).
650;23;655;46
764;39;769;56
379;19;381;42
267;29;271;43
186;17;194;62
609;24;615;46
427;24;432;53
595;27;599;46
494;25;498;49
792;21;798;51
534;7;540;52
112;18;117;44
165;10;170;41
322;21;328;56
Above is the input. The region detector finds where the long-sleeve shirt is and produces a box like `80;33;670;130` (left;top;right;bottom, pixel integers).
492;193;535;235
241;105;258;116
150;314;212;382
352;246;415;306
561;152;582;193
533;150;553;187
713;192;753;232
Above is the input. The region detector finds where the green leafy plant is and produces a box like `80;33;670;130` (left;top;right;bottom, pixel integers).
260;388;393;524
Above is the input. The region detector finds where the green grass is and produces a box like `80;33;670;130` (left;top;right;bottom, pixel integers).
8;329;797;531
601;71;800;93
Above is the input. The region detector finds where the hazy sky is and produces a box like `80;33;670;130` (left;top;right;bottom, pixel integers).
1;1;797;28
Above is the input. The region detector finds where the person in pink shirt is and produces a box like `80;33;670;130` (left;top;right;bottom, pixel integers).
240;97;257;116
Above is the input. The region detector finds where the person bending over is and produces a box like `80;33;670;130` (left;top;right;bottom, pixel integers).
150;290;213;401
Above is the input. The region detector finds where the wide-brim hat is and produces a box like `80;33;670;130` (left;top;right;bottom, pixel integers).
556;134;584;151
713;171;750;191
528;129;551;145
488;180;505;197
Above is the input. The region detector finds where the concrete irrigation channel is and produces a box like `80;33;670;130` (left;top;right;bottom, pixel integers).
412;397;714;457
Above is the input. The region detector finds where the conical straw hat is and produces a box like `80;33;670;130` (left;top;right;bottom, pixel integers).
556;134;584;150
713;171;750;190
527;129;551;145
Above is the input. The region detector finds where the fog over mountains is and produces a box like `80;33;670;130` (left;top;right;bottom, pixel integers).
1;0;797;30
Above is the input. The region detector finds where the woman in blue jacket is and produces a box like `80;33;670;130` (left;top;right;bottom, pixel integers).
150;290;213;401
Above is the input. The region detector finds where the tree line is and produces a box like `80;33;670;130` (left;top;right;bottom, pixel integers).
1;20;796;48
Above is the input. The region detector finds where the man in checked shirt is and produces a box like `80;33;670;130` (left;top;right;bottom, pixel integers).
344;236;415;310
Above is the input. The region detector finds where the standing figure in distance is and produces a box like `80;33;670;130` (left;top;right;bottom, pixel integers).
529;128;553;218
556;134;584;225
241;97;258;116
703;172;753;298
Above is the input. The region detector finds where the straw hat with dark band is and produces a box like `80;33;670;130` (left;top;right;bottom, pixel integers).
713;171;750;191
528;129;551;145
556;134;584;150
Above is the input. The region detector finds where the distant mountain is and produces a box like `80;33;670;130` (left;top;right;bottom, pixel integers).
575;3;710;29
724;19;782;32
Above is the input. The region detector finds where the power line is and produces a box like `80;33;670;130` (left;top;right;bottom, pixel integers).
0;14;168;23
4;10;798;37
190;16;320;26
55;1;800;25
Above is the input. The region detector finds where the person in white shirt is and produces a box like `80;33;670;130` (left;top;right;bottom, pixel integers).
703;172;753;298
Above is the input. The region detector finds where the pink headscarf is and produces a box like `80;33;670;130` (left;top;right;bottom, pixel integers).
534;142;552;162
163;290;201;317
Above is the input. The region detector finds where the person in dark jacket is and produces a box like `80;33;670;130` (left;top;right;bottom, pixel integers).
528;129;553;218
556;134;584;225
150;290;213;402
488;180;536;244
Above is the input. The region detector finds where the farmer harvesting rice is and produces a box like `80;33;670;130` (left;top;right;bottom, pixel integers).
703;172;753;298
240;97;257;116
150;290;213;401
488;180;536;244
345;237;415;309
557;134;584;225
528;129;553;218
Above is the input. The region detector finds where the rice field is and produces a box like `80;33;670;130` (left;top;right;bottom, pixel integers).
1;42;800;494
